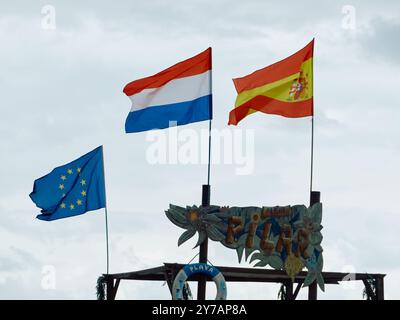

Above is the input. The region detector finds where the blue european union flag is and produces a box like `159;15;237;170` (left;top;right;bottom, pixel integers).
30;146;106;221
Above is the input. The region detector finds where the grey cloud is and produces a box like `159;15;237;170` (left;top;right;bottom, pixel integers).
1;0;400;299
359;17;400;63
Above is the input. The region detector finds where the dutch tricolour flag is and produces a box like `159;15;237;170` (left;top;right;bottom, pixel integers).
123;48;212;133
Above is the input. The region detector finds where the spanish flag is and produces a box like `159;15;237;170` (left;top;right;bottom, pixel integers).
228;39;314;125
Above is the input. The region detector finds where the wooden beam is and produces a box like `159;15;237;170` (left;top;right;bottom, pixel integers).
104;264;385;286
106;265;384;282
107;266;166;280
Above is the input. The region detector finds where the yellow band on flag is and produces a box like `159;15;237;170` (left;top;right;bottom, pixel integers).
229;40;314;125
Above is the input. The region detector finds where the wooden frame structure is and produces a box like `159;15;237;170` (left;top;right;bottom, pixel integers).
103;263;385;300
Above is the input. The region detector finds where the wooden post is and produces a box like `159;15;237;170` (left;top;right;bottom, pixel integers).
375;276;385;300
105;277;120;300
308;280;318;300
285;281;294;300
106;277;114;300
308;191;320;300
197;184;210;300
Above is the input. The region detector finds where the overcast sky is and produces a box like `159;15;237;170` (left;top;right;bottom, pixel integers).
1;0;399;299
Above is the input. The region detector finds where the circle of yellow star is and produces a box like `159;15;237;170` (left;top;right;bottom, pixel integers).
76;199;82;205
67;169;73;175
59;184;64;190
81;190;86;197
80;179;86;186
60;203;66;209
70;203;75;210
61;175;66;181
77;168;81;173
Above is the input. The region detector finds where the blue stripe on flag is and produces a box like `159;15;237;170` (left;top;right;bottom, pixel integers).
125;94;212;133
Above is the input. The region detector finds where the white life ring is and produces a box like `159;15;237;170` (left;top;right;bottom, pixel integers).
172;263;227;300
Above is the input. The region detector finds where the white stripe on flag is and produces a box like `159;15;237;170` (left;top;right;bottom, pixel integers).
129;70;211;112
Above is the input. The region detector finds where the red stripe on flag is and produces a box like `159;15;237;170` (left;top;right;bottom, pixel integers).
233;40;314;94
123;48;211;96
228;95;313;125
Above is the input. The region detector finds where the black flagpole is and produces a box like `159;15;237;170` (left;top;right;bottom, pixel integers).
198;47;212;300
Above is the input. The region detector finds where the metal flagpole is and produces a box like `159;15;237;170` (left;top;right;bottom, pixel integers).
207;118;212;186
206;46;213;187
101;146;110;275
308;43;319;299
309;44;315;199
310;115;314;195
198;47;212;300
104;207;110;275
